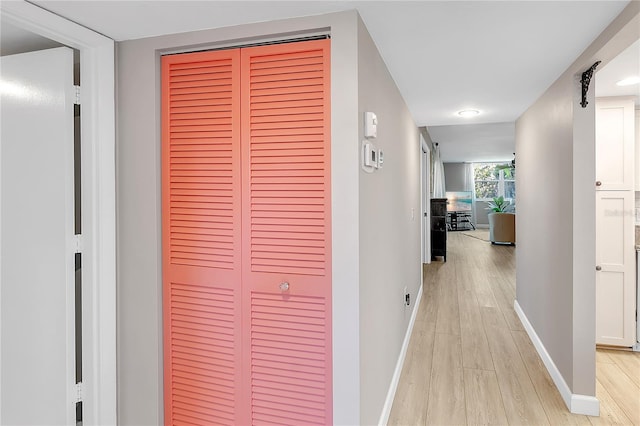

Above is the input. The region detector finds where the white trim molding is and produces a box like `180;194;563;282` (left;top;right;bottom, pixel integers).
514;300;600;417
0;2;117;425
378;283;424;426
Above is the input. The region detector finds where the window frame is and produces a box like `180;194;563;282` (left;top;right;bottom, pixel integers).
473;162;515;202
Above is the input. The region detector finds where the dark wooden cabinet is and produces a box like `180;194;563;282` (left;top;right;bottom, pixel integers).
431;198;447;261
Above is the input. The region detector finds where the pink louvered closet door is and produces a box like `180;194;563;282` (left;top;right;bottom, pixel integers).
162;39;331;426
162;49;244;425
240;40;332;425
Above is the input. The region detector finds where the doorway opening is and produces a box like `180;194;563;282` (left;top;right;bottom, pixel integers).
0;3;116;424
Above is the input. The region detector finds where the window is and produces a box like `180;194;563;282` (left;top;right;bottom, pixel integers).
473;162;515;201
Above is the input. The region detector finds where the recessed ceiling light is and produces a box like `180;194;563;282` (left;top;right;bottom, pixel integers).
616;76;640;86
457;109;480;117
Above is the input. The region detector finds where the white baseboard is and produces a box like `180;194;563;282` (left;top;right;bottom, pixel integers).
571;394;600;416
378;283;424;426
514;300;600;417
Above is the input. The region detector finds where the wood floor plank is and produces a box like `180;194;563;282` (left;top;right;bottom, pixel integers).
415;280;438;336
480;305;510;330
426;332;466;425
512;330;592;425
458;289;481;329
460;327;494;372
388;329;435;426
596;362;640;424
458;290;494;370
485;325;550;425
456;263;477;294
463;368;509;425
490;275;524;331
588;379;633;426
435;272;461;336
607;350;640;389
595;350;616;365
474;272;500;309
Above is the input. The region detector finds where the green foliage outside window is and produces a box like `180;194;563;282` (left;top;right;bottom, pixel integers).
474;163;515;200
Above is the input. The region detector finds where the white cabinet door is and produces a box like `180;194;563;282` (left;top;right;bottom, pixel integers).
1;47;76;425
421;136;431;263
595;191;636;347
635;110;640;191
595;98;635;191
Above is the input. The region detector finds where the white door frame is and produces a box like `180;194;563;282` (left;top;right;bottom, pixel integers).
0;2;116;424
421;135;431;264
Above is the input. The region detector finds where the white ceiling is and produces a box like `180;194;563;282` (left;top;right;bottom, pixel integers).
4;0;636;162
428;122;515;163
595;38;640;102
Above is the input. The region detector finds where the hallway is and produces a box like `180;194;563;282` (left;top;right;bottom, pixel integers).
388;232;640;425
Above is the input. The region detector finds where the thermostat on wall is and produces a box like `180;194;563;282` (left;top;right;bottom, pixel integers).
362;140;377;173
364;112;377;138
363;142;375;167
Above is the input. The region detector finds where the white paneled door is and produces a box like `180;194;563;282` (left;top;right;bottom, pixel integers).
595;191;636;346
1;48;76;424
595;96;636;348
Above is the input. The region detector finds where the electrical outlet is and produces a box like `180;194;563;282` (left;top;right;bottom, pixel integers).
403;286;410;306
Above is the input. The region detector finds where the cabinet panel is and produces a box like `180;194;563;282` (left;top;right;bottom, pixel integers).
431;199;447;261
596;98;635;191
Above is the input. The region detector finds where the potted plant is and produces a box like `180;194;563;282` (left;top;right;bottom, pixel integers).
487;196;513;213
487;196;515;244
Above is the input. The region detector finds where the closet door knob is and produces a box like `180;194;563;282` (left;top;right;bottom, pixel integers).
595;181;602;187
279;282;290;292
595;266;602;271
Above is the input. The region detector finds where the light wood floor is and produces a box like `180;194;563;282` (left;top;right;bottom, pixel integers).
388;232;640;426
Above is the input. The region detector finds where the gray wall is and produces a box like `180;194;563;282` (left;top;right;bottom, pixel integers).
516;76;575;389
516;2;639;398
357;17;421;425
474;200;491;226
443;162;467;192
116;11;362;425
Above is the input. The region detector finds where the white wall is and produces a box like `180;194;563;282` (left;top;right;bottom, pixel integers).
516;1;639;401
420;127;435;197
356;16;421;424
116;11;361;425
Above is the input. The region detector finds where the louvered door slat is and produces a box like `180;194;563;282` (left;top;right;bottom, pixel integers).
163;49;243;426
241;39;332;425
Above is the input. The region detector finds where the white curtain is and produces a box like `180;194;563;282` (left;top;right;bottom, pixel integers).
432;144;446;198
463;162;474;192
464;162;475;224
